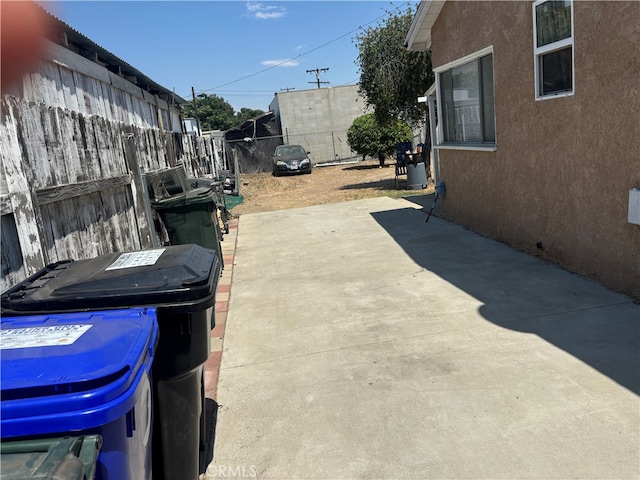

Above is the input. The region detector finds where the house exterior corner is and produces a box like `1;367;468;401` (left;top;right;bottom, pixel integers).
413;0;640;299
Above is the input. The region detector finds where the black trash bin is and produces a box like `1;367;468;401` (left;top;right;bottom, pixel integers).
1;244;222;480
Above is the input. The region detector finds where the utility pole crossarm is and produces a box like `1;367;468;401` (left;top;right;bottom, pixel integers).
306;68;330;88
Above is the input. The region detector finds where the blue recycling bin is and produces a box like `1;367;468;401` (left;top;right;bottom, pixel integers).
0;308;158;480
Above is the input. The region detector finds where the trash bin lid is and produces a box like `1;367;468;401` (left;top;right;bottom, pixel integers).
1;244;221;316
152;187;216;209
1;308;158;438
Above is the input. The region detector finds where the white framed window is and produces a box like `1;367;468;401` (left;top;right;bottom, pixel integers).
435;46;496;150
533;0;574;99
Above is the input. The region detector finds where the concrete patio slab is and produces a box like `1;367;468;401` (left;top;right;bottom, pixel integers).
207;197;639;480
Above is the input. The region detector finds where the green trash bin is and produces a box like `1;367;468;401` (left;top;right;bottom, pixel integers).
153;187;224;268
0;435;102;480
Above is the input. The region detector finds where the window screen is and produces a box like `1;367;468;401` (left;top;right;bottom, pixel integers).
439;53;495;145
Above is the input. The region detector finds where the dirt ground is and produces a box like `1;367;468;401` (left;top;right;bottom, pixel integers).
229;158;434;216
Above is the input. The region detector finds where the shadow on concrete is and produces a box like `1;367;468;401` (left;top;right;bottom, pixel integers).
402;193;434;209
371;206;640;395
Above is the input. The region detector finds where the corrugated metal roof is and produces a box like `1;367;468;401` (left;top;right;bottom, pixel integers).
39;4;187;104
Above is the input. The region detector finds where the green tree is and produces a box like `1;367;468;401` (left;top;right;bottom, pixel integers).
347;113;412;166
235;108;265;125
182;95;265;131
182;94;236;131
355;7;433;126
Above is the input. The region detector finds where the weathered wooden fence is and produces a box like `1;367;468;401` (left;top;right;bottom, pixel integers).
0;95;223;292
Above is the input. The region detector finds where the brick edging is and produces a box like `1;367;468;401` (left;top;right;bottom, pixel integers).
204;217;239;401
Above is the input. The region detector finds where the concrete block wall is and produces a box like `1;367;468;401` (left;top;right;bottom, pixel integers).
270;85;370;163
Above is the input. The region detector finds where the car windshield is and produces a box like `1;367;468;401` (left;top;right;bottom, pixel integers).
277;146;306;157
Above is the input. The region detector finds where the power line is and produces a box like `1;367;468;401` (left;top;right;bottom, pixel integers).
186;1;412;98
215;89;275;93
213;92;276;97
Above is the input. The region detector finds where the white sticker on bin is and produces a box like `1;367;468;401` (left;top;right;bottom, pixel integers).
1;324;92;349
105;248;166;271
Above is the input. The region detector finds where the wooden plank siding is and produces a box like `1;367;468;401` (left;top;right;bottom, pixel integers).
21;42;167;131
1;38;223;293
0;99;47;287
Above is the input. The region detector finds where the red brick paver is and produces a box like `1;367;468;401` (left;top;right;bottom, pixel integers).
204;217;238;402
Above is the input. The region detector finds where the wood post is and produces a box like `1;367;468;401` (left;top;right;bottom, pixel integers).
122;126;158;248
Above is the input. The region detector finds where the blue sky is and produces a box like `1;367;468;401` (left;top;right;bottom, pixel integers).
43;1;417;112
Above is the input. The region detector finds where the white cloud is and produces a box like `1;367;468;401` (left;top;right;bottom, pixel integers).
261;59;299;67
246;1;286;20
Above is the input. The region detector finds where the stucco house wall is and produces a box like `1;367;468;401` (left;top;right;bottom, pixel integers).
269;85;368;163
427;1;639;298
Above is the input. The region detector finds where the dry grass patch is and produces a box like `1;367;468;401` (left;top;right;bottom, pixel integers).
230;158;433;216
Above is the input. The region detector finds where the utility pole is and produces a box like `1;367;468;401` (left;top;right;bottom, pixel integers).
191;87;202;136
306;68;329;88
281;87;296;92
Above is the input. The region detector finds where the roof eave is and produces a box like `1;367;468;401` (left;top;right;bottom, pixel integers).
405;0;447;51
